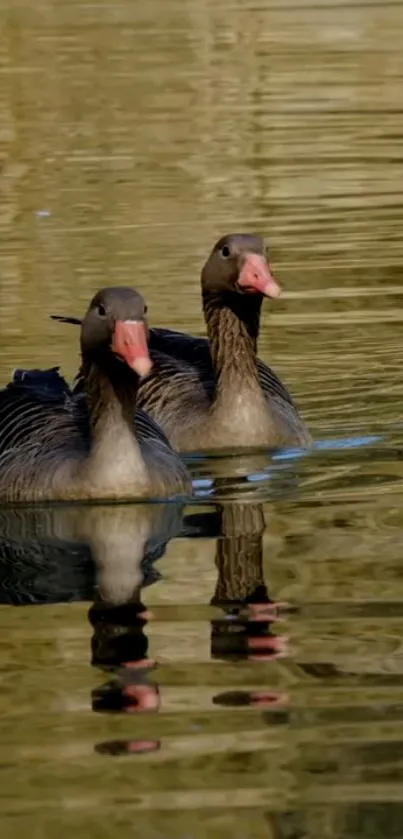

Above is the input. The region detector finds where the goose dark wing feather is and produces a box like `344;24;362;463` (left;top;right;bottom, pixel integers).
0;375;86;461
12;367;72;399
136;347;212;423
50;315;82;326
149;328;214;377
134;407;173;448
10;368;91;439
0;387;59;456
256;359;297;408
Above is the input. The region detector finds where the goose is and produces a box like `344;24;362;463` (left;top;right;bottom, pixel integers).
0;287;190;503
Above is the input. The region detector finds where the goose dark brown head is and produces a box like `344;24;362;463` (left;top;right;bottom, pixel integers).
201;234;281;299
80;287;152;378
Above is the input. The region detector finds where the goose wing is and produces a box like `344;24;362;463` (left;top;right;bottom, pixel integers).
0;368;87;456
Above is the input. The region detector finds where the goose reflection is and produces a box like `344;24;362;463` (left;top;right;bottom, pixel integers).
185;500;289;711
84;504;177;756
0;501;183;755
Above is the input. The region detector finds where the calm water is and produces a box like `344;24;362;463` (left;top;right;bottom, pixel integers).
1;0;403;836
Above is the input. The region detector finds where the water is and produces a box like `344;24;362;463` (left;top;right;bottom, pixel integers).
1;0;403;835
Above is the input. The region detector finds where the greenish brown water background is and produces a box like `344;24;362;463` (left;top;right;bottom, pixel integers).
2;0;403;837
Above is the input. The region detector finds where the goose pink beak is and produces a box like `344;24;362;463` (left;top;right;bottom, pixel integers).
112;320;152;377
238;253;281;298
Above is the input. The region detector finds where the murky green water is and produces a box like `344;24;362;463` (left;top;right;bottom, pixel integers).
1;0;403;836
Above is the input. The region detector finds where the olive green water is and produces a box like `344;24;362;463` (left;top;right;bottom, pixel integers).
1;0;403;837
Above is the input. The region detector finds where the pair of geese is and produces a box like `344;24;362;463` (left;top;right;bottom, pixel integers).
0;234;312;504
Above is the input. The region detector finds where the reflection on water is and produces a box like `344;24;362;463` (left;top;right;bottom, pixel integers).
0;498;292;826
2;457;403;837
1;0;403;835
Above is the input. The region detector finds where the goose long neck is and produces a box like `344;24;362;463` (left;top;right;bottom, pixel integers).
203;289;262;389
70;351;150;499
83;355;138;441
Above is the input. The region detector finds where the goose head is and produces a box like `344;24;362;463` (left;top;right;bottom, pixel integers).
201;233;281;299
80;287;152;378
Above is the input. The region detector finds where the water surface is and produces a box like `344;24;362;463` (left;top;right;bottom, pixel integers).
1;0;403;837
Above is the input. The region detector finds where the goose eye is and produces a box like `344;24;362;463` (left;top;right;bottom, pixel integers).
220;244;231;259
144;305;148;315
97;304;106;317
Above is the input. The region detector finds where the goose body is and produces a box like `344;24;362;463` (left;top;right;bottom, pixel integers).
141;327;310;452
0;288;190;504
